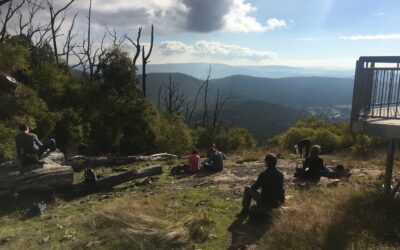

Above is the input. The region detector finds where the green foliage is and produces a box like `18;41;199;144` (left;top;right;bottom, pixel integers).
272;116;385;154
0;39;28;74
155;114;194;155
0;35;256;158
0;124;16;160
216;127;256;151
194;126;256;152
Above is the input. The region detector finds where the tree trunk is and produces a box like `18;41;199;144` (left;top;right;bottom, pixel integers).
72;165;163;193
0;162;73;197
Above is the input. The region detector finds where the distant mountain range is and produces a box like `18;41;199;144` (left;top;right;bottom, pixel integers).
141;72;354;142
138;63;354;79
143;73;354;108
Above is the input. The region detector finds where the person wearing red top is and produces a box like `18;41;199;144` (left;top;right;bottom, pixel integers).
170;149;201;175
187;150;201;173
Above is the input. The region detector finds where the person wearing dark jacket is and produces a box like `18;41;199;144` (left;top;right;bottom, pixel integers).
203;144;226;172
296;138;311;158
15;124;56;166
301;145;324;181
237;153;285;218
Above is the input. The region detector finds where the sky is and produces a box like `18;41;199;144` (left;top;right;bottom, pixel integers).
4;0;400;69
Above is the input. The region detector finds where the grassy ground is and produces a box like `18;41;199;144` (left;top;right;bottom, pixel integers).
1;150;400;249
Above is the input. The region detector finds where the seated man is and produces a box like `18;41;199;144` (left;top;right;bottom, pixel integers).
202;144;226;172
15;124;56;166
237;153;285;218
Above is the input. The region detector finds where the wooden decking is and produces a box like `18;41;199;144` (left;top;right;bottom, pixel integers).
352;118;400;139
365;106;400;119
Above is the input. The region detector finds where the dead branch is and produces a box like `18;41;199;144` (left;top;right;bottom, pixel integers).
141;25;153;97
125;27;142;66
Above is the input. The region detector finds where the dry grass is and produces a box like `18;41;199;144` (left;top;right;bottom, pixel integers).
85;198;190;249
2;150;400;249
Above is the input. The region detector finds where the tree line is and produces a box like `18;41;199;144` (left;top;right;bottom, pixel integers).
0;0;255;161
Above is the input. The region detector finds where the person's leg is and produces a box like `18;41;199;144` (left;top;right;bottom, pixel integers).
37;139;56;157
238;186;261;217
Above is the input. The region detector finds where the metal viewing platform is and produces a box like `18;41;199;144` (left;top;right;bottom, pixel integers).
350;56;400;195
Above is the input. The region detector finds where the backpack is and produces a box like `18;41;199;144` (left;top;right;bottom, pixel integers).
84;167;97;185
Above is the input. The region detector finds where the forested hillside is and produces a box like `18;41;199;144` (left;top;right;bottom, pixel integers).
143;73;354;108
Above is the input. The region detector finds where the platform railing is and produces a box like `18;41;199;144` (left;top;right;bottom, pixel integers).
351;57;400;121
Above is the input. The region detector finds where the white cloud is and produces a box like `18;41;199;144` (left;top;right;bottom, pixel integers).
194;40;276;59
223;0;287;32
339;34;400;40
158;40;276;60
159;41;192;55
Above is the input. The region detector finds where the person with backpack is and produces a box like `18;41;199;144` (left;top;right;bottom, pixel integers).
15;124;56;166
236;153;285;218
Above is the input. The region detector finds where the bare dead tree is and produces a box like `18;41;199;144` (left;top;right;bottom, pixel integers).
185;80;204;124
141;25;153;97
61;12;77;65
105;26;126;46
45;0;75;64
0;0;26;41
125;27;141;66
212;89;233;128
160;74;186;114
201;66;211;127
16;0;45;39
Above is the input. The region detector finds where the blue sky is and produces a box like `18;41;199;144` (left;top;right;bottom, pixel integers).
4;0;400;69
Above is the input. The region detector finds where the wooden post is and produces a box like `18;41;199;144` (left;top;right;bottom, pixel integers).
384;139;396;196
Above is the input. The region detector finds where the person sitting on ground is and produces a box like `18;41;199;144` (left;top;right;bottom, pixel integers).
170;149;201;175
237;153;285;218
295;145;324;182
202;144;226;172
15;124;57;166
295;138;311;158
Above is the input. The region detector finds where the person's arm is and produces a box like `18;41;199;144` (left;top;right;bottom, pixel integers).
222;152;226;160
251;174;262;191
319;158;324;171
33;134;42;147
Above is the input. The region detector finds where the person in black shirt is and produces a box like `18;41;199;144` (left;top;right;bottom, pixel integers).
202;144;226;172
301;145;324;181
15;124;56;166
237;153;285;218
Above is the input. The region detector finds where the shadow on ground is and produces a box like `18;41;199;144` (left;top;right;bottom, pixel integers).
323;187;400;249
0;191;55;217
228;213;273;250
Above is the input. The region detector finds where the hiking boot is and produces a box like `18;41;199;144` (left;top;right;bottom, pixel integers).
236;209;249;218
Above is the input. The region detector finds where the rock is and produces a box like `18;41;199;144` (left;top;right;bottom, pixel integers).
85;240;102;247
61;234;76;241
40;236;50;244
327;179;341;187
